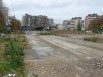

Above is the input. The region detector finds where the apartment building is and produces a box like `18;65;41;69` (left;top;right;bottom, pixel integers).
48;18;54;28
22;14;50;29
84;14;99;30
68;17;82;30
0;0;9;26
0;0;2;8
2;7;9;25
22;14;31;26
37;15;49;27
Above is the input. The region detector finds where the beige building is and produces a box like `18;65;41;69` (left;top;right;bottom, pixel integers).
84;14;99;30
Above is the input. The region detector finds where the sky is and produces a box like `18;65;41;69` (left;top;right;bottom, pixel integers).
3;0;103;24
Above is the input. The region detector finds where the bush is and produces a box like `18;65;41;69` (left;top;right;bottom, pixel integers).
5;47;24;56
5;41;24;56
4;41;24;69
10;56;24;69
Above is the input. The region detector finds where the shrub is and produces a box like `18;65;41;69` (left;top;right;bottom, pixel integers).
4;41;24;69
5;41;24;56
10;56;24;69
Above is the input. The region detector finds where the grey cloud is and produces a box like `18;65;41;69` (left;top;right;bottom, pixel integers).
3;0;103;23
8;0;71;11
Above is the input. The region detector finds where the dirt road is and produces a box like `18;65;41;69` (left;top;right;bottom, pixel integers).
25;34;103;77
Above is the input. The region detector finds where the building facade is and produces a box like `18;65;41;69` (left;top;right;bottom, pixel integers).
2;7;9;25
0;0;9;26
0;0;2;8
22;14;31;26
84;14;99;30
22;14;50;29
63;20;70;30
68;17;82;30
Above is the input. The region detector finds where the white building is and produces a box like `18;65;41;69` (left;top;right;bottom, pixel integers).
49;18;54;25
68;17;82;30
57;24;64;30
84;14;99;30
2;7;9;25
0;0;10;27
63;20;69;30
0;0;9;26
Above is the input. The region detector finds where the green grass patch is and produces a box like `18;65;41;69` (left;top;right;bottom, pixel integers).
0;63;12;72
0;34;26;76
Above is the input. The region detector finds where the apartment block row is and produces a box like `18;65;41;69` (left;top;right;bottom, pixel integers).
0;0;15;27
63;14;99;31
22;14;54;29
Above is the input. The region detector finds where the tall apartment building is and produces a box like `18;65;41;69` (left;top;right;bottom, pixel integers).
22;14;49;29
30;16;37;26
84;14;99;30
0;0;2;8
2;7;9;25
22;14;31;26
0;0;9;25
68;17;82;30
37;15;49;27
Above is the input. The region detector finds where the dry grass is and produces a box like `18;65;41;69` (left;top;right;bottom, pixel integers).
0;43;6;62
7;34;31;50
16;34;31;50
38;30;95;37
84;37;103;43
24;44;31;50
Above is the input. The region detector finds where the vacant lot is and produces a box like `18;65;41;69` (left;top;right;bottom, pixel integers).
25;33;103;77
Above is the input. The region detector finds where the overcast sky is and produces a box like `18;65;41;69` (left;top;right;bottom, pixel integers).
3;0;103;23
